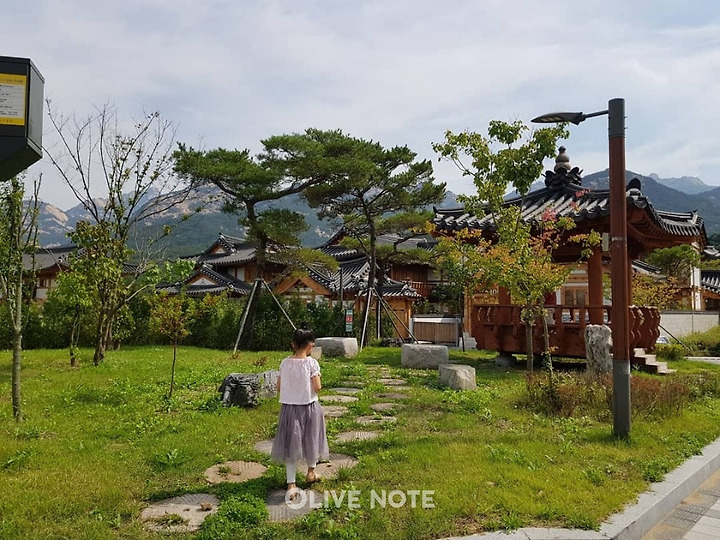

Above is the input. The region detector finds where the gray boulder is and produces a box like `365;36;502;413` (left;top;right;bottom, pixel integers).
439;364;477;390
314;337;358;358
401;343;449;369
219;370;279;407
585;324;612;375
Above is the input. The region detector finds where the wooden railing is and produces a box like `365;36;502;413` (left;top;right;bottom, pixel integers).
470;304;660;358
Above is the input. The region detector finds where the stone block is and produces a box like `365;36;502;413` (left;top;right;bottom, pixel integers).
401;343;449;369
439;364;477;390
585;324;612;375
314;337;358;358
218;370;279;407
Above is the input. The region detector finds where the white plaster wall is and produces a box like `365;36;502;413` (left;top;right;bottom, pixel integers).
659;311;720;338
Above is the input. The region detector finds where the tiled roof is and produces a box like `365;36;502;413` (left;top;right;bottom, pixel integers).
701;270;720;295
433;176;706;243
22;245;75;272
632;260;663;275
300;257;421;298
158;263;252;296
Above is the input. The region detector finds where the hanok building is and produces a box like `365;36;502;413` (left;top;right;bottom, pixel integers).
158;233;422;338
433;151;708;359
22;245;75;302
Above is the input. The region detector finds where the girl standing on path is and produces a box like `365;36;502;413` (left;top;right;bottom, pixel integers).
271;326;329;499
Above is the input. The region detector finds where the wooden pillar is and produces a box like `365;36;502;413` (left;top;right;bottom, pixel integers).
587;247;604;324
497;286;511;354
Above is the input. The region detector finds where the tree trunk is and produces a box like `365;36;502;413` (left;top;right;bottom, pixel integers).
11;277;23;422
93;312;107;366
525;314;534;375
169;342;177;399
69;310;80;367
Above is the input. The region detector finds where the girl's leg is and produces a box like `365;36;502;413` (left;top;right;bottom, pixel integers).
286;460;298;495
286;460;297;484
306;461;320;483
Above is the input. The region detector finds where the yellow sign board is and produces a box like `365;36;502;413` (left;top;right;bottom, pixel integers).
0;73;27;126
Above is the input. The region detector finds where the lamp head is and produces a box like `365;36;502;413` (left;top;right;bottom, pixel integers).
531;111;587;125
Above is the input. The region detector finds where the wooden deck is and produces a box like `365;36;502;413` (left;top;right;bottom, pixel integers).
470;304;660;358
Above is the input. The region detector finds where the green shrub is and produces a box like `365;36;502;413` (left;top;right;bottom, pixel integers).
526;371;696;419
655;344;687;361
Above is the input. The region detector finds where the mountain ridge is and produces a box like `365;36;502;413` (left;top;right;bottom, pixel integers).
33;172;720;253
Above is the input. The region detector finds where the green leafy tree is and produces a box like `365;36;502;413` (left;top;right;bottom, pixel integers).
645;245;700;283
0;175;41;421
149;293;194;399
304;138;445;342
45;104;194;364
173;129;350;348
433;121;597;371
44;271;93;366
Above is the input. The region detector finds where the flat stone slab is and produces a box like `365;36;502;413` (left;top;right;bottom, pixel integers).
377;378;407;386
253;439;274;455
328;387;362;394
319;394;358;403
204;461;267;484
266;488;323;522
356;415;397;425
141;493;219;533
314;452;359;479
335;431;380;443
370;402;401;412
375;392;410;400
401;343;450;369
323;405;349;418
314;337;359;358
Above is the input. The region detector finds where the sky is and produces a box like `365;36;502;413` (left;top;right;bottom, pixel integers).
5;0;720;210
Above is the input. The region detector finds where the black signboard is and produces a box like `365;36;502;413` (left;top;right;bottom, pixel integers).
0;56;44;181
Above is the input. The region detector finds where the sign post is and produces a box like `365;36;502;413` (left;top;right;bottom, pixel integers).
0;56;44;181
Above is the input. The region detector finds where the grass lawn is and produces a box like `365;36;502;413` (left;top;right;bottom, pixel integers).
2;346;720;539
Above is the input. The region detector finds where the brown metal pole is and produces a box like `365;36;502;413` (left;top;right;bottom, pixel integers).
608;97;631;439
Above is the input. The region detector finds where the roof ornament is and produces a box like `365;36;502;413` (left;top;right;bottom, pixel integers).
544;146;583;189
554;146;571;172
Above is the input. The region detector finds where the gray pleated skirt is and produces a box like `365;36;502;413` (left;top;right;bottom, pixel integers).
271;401;329;464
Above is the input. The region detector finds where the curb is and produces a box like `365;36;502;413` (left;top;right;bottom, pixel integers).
441;436;720;540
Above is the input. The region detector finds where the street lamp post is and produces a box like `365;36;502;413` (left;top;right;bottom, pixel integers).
532;98;631;439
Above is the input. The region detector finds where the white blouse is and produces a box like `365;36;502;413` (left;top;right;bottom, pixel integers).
278;356;321;405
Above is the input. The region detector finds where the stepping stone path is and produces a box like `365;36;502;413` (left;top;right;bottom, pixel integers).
335;431;380;443
204;461;267;484
313;452;360;479
319;394;358;403
251;442;358;481
254;439;274;455
266;488;323;522
377;378;407;386
323;405;349;418
328;387;362;395
376;392;409;400
356;415;397;425
370;402;401;412
141;493;219;533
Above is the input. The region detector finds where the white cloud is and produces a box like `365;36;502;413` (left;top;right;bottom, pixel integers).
6;0;720;209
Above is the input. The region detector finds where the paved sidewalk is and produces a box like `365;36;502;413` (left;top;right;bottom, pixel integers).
643;468;720;539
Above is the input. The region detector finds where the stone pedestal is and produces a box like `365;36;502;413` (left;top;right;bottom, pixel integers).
314;337;358;358
585;324;612;375
439;364;477;390
400;343;449;369
218;370;279;407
